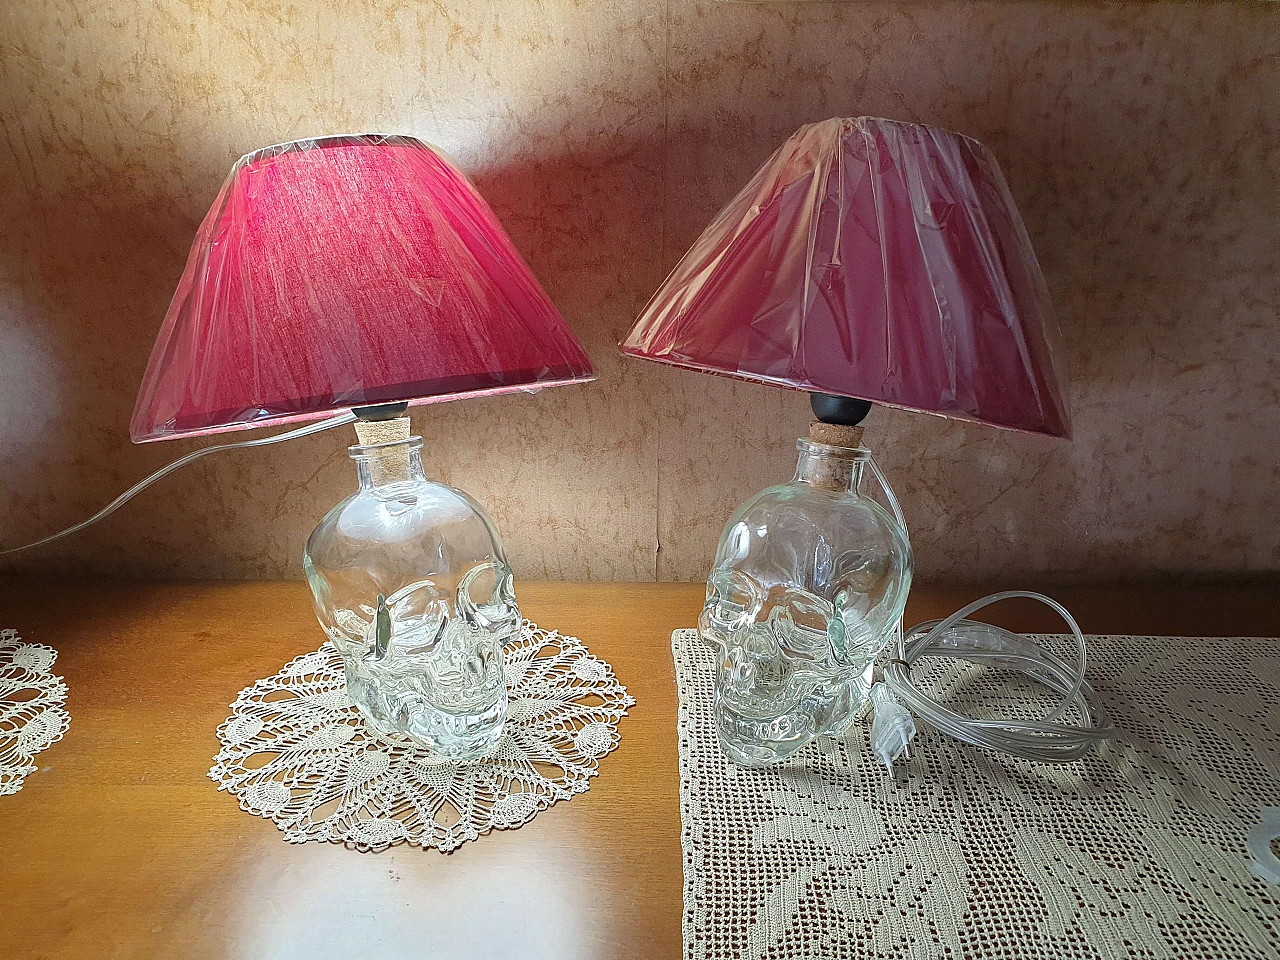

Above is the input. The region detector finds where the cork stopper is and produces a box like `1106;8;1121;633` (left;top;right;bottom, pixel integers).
809;420;864;450
353;416;413;485
803;420;863;492
353;416;411;446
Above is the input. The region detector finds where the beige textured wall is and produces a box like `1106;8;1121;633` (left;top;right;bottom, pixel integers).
1;1;1277;584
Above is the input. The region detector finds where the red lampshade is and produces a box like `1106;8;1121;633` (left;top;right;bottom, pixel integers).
131;135;595;442
621;117;1071;438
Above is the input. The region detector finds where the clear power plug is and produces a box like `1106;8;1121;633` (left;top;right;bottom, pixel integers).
869;682;917;773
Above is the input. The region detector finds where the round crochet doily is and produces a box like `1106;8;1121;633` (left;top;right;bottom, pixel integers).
210;619;634;852
1;628;70;796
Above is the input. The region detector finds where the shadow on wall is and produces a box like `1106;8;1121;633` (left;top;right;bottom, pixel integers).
0;0;1277;581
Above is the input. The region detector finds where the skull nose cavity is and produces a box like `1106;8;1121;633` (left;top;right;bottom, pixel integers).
727;650;756;690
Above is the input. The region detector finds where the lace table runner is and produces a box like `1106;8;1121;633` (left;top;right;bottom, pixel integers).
1;628;70;796
674;629;1280;959
211;620;633;852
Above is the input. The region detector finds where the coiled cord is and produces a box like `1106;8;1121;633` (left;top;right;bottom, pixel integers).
877;590;1114;764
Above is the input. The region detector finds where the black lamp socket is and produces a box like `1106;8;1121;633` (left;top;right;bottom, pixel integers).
809;392;872;426
352;401;410;421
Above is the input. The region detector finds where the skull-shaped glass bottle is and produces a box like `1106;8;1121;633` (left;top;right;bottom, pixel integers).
303;418;518;760
700;422;912;766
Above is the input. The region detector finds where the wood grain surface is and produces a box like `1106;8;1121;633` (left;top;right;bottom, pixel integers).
0;579;1277;960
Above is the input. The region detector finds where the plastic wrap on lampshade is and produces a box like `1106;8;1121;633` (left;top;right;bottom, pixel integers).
131;135;596;442
620;118;1071;438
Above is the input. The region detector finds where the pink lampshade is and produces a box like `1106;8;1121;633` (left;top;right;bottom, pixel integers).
620;117;1071;438
131;135;596;442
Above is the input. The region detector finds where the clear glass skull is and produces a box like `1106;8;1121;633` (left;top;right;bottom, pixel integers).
700;436;913;766
303;432;518;760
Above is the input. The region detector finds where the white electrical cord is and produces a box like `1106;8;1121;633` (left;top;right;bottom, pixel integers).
0;411;357;556
855;463;1112;769
871;590;1115;769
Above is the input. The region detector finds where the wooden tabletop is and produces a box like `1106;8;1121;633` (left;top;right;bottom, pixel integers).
1;579;1277;960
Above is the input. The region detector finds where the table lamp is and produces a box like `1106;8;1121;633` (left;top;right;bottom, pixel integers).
620;117;1072;766
133;134;596;758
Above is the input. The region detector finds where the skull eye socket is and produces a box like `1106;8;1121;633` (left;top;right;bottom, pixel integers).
766;586;836;662
384;579;446;621
456;561;519;635
769;586;831;634
701;569;765;640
